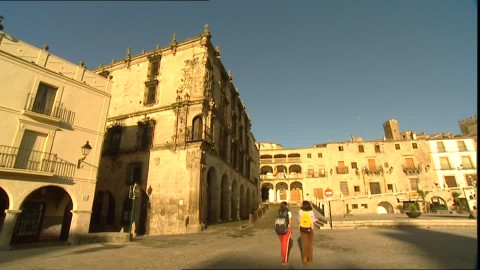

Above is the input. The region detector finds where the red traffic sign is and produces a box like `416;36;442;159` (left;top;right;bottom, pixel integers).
324;188;333;198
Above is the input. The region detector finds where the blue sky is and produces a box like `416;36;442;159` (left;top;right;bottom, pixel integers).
1;0;477;148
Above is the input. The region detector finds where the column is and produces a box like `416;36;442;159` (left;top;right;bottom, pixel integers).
0;209;21;250
67;210;92;244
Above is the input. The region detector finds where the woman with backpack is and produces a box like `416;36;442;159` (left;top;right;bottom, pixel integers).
276;201;292;265
298;200;316;265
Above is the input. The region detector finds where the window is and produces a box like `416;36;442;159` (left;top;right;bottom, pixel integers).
32;82;57;116
313;188;324;199
104;125;122;154
369;182;381;194
437;142;446;152
352;204;359;209
351;162;357;169
395;144;401;150
307;168;314;177
361;204;368;209
149;60;160;78
457;141;467;152
374;144;381;153
358;145;364;153
368;159;376;170
461;156;474;169
354;186;360;192
340;182;349;195
405;158;415;169
15;130;47;170
387;184;393;191
439;157;451;170
318;153;323;158
384;162;389;168
444;176;457;187
409;178;418;191
412;143;418;149
127;164;142;185
307;153;312;158
144;82;158;105
191;116;203;141
338;146;344;151
137;120;154;150
318;167;326;177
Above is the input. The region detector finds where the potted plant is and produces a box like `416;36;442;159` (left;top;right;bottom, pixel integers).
405;202;422;218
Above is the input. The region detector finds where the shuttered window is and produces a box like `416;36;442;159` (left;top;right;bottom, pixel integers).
340;182;349;195
409;178;418;191
444;176;457;187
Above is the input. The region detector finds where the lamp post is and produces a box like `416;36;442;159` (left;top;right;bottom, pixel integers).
77;141;92;168
128;183;138;241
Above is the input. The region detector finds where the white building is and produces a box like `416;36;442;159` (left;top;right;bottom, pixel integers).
0;30;111;248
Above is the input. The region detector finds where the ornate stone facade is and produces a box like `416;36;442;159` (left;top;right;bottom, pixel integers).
92;26;259;235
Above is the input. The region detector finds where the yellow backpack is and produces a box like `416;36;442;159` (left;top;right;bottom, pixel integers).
300;211;312;228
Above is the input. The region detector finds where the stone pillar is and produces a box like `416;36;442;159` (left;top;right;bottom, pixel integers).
0;209;21;250
67;210;92;244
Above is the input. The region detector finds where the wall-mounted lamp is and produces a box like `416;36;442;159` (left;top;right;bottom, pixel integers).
77;141;93;169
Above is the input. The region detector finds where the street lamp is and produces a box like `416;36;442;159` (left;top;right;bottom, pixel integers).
128;182;138;241
77;141;92;168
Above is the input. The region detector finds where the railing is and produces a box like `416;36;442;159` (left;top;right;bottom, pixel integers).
24;93;75;125
185;125;213;145
0;145;76;179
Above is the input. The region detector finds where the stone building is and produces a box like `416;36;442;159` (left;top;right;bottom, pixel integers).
0;30;112;248
91;25;259;236
458;115;477;138
259;119;476;216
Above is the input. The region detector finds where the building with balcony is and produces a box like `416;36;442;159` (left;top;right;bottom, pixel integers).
259;120;476;215
91;25;259;236
0;31;112;248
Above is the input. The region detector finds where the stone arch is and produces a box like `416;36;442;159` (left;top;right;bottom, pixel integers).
11;185;72;244
245;188;252;216
230;180;239;221
377;201;394;214
0;187;9;232
290;181;303;203
289;164;302;174
260;166;273;175
276;182;288;202
205;167;219;224
239;185;246;219
220;174;230;222
275;165;287;173
90;190;116;232
261;183;273;202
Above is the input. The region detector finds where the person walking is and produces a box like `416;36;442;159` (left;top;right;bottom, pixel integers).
298;200;316;265
276;201;292;265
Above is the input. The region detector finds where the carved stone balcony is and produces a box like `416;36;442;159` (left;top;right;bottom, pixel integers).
402;164;422;175
0;145;76;179
364;166;384;176
186;125;213;144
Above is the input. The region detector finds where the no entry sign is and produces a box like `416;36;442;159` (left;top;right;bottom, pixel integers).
324;188;333;198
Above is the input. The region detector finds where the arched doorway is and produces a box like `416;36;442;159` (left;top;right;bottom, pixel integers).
377;201;394;214
261;183;273;202
90;191;116;232
276;182;288;202
0;188;9;232
220;175;230;222
239;185;246;219
231;180;239;221
246;188;252;217
206;168;219;224
11;186;73;244
290;181;303;203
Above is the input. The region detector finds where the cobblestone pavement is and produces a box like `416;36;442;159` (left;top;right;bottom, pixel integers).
0;206;477;269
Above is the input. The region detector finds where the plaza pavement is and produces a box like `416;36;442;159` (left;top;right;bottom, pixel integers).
0;205;476;269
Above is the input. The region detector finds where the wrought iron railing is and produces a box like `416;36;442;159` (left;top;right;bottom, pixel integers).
402;164;422;175
24;93;75;125
364;166;383;175
185;125;213;144
0;145;75;179
336;166;349;174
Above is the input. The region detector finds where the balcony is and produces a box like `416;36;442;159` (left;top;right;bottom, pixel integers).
0;145;76;179
402;164;422;175
336;166;349;174
364;166;383;176
185;125;213;145
24;93;75;125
